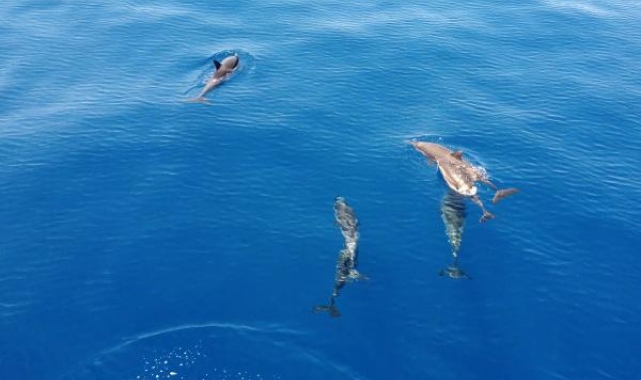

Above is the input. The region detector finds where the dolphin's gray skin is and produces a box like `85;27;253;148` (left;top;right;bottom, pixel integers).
314;197;365;318
188;54;239;103
412;141;519;222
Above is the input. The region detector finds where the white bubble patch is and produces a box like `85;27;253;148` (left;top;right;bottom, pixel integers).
64;322;364;380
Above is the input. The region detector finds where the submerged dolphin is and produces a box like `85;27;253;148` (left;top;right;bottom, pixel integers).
439;191;470;279
314;197;365;318
188;54;239;103
412;141;519;222
334;196;359;253
441;190;466;259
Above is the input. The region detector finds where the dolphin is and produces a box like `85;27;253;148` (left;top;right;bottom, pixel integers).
187;54;239;103
412;141;519;222
441;190;466;259
314;197;365;318
439;191;471;279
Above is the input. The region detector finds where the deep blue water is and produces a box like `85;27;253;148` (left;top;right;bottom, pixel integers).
2;1;641;379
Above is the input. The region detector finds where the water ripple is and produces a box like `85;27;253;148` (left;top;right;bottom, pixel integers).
64;321;366;380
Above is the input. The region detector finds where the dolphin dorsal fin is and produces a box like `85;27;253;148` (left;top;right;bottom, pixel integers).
213;60;221;70
451;151;463;159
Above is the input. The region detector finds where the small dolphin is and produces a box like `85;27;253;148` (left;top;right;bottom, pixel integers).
439;191;472;279
412;141;519;222
314;197;365;318
187;54;239;103
441;190;466;259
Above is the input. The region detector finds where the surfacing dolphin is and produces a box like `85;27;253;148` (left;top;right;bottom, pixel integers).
412;141;519;222
314;197;366;318
187;54;239;103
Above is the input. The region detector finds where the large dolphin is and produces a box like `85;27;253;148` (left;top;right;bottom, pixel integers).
412;141;519;222
314;197;365;318
187;54;239;103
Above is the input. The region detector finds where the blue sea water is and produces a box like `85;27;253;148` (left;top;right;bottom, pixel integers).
1;0;641;379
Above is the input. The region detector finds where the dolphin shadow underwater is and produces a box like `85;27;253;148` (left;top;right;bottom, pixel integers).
412;141;519;223
314;197;366;318
186;54;239;104
439;190;471;280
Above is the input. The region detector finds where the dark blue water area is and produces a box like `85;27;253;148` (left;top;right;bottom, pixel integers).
2;1;641;379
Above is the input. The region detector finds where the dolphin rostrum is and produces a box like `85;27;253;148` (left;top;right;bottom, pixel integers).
412;141;519;222
187;54;239;103
314;197;365;318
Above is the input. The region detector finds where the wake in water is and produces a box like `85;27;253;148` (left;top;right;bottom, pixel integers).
62;322;362;380
314;197;366;317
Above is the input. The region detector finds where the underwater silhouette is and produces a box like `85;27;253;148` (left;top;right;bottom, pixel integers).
314;197;366;317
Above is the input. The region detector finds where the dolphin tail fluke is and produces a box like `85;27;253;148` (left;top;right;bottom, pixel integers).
480;211;495;223
439;267;471;280
492;188;519;204
313;304;341;318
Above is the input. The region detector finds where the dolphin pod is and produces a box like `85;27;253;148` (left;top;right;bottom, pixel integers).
187;54;239;103
314;197;365;318
186;53;521;300
411;141;519;222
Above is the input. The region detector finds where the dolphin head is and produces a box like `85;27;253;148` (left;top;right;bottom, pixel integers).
411;141;451;161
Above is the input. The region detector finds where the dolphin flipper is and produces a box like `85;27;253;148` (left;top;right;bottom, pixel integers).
492;188;519;204
480;211;495;223
471;195;494;223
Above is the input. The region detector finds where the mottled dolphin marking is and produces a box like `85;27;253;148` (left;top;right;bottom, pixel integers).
412;141;519;222
187;54;239;103
314;197;365;318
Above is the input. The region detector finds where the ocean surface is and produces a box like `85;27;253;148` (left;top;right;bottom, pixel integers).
1;1;640;379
